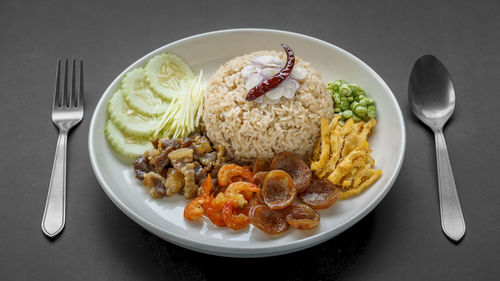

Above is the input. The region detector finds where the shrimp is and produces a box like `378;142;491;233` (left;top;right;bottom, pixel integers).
184;172;259;228
222;200;250;230
217;164;255;187
200;174;212;198
210;192;228;210
225;182;260;199
241;165;252;171
183;176;212;221
203;196;226;227
225;181;261;208
184;197;207;220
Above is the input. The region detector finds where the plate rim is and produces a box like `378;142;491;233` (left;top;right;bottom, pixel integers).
88;28;406;257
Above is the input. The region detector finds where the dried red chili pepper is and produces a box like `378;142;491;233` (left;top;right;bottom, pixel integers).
245;44;295;101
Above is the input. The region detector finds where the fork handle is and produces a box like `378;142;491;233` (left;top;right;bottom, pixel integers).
41;130;67;237
434;128;466;242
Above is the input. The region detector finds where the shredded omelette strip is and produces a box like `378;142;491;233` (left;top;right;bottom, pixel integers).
310;117;381;199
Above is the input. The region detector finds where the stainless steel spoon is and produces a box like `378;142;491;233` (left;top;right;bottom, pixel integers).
408;55;466;242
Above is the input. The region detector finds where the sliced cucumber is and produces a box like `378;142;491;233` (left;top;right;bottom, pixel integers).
107;89;160;137
105;119;154;159
145;53;194;101
121;68;170;116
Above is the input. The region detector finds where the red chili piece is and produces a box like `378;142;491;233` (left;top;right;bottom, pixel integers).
245;44;295;101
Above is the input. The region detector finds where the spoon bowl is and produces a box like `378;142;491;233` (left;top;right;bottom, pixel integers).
409;55;456;129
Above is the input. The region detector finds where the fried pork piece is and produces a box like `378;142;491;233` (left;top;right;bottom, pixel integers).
133;134;227;200
181;163;197;199
168;148;194;165
143;172;167;198
133;155;154;180
209;143;228;179
193;161;209;183
151;148;172;174
191;134;213;156
198;151;217;167
167;148;198;199
214;144;227;166
164;168;184;196
157;137;192;150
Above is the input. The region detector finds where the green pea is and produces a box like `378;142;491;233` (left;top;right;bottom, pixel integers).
334;93;341;104
339;84;352;96
327;80;377;121
327;80;343;92
342;110;353;118
357;95;366;102
338;120;345;126
367;106;377;118
359;98;369;107
350;101;359;111
340;100;349;110
348;83;359;89
347;84;358;93
354;106;367;117
328;86;338;93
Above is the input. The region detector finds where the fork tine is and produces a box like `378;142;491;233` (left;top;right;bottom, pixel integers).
63;59;69;107
70;59;76;107
53;59;61;108
76;59;84;108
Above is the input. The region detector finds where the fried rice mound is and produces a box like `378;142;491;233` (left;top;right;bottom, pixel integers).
202;50;334;162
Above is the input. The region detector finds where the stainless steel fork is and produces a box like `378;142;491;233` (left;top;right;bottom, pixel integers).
41;59;84;238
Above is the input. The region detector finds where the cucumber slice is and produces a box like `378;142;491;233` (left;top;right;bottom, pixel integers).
121;68;170;116
145;53;195;101
105;119;153;159
107;89;160;137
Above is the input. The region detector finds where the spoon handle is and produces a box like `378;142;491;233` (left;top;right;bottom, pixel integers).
434;128;466;242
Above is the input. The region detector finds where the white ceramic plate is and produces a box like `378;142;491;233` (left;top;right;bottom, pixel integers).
89;28;405;257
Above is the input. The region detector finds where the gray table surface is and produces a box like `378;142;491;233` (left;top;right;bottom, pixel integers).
1;0;499;280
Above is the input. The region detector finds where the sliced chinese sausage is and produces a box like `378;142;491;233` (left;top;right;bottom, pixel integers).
253;157;272;173
253;171;268;187
270;152;311;193
299;178;341;209
255;189;265;205
247;193;264;208
285;204;320;230
251;177;266;205
249;205;289;234
262;170;296;210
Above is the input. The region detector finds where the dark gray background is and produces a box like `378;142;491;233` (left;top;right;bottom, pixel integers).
1;0;499;280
